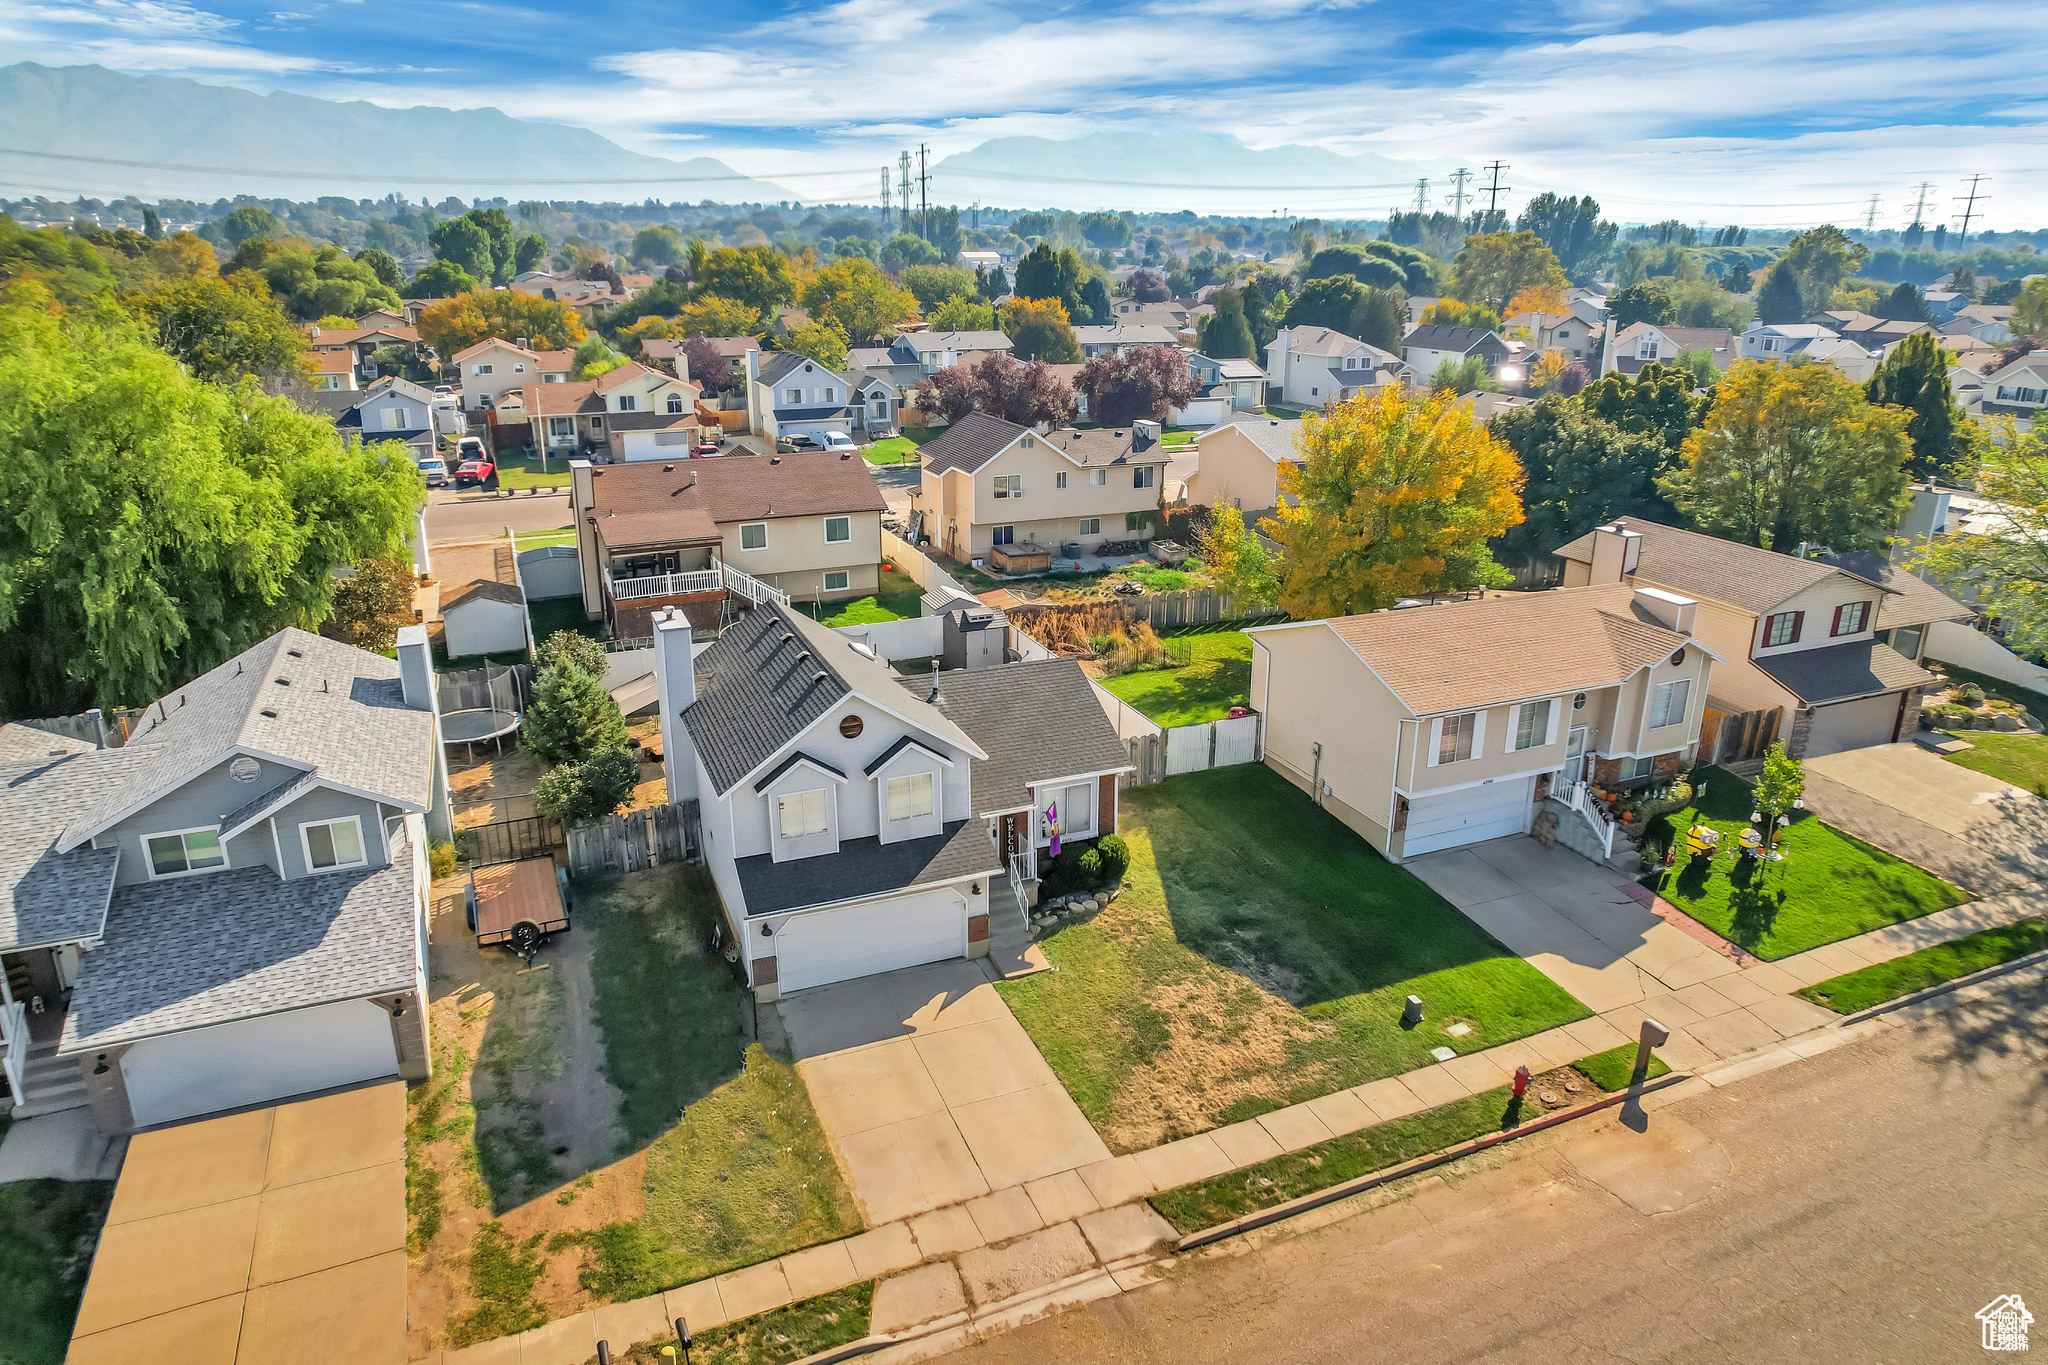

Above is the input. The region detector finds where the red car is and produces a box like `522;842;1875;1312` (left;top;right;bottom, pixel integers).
455;458;499;489
693;442;721;456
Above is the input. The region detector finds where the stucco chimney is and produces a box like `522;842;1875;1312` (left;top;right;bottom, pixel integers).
1589;522;1641;585
654;606;699;804
396;624;434;711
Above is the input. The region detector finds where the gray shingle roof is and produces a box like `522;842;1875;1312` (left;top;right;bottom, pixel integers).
1753;639;1934;705
919;411;1028;476
684;601;981;796
896;659;1130;815
0;751;125;952
56;628;434;851
1199;417;1302;464
898;331;1013;355
734;820;998;916
1814;551;1972;630
0;723;95;763
1552;517;1881;616
59;834;421;1052
1403;324;1510;356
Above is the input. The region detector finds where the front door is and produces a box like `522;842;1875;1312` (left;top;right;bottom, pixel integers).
1565;725;1589;783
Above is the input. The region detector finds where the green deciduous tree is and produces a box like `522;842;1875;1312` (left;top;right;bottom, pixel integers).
320;558;418;653
879;233;942;270
1013;242;1088;318
1874;281;1931;322
1490;396;1669;564
128;271;310;384
1913;426;2048;656
1194;504;1277;605
1419;298;1501;331
573;335;628;379
1778;225;1868;315
0;283;423;715
2012;278;2048;337
216;205;281;246
1866;330;1973;478
1449;231;1568;314
356;248;402;290
898;264;979;312
1197;287;1255;359
415;288;586;356
1266;389;1524;617
1608;281;1676;328
429;216;495;283
1754;260;1806;324
522;660;628;765
927;294;995;332
233;241;401;321
785;317;851;369
402;259;477;299
1580;362;1710;453
801;257;916;346
630;224;686;267
999;296;1080;362
693;243;800;316
533;748;640;824
1660;359;1912;551
1513;193;1618;283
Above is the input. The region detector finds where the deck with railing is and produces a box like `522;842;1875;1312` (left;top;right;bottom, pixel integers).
606;562;790;607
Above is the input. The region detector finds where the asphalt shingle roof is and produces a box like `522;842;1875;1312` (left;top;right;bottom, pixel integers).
0;750;125;952
1815;551;1972;630
1404;324;1510;356
59;833;421;1052
919;411;1028;476
0;723;94;763
1200;417;1302;464
734;820;997;916
895;658;1130;815
1753;639;1934;705
1552;517;1880;616
586;450;886;547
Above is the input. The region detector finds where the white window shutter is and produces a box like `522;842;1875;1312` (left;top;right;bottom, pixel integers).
1544;698;1560;746
1426;718;1443;767
1471;711;1486;755
1503;704;1521;754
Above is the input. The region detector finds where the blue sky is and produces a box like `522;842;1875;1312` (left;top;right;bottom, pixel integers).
5;0;2046;225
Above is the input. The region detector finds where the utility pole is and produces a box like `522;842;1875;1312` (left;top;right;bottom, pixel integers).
879;168;893;228
1863;194;1881;232
1412;178;1429;214
916;144;931;241
1448;167;1472;220
1954;174;1988;246
1481;161;1510;214
897;151;912;227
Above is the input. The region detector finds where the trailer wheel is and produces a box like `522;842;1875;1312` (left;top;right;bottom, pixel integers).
556;866;573;915
464;884;478;931
511;920;541;957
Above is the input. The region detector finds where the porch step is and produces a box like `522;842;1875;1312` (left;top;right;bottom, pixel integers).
8;1041;90;1118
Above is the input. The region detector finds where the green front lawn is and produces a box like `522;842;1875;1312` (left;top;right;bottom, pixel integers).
1098;627;1254;727
1940;730;2048;797
1797;917;2045;1014
995;766;1590;1152
0;1179;115;1365
1650;766;1971;960
797;565;925;627
861;436;919;466
493;451;574;489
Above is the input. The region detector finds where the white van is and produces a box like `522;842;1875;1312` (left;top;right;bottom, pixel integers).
416;456;450;487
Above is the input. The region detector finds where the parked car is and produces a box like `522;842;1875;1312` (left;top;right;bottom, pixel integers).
820;431;856;452
432;384;456;397
455;435;487;462
416;456;450;487
777;433;821;453
455;459;499;490
692;442;722;456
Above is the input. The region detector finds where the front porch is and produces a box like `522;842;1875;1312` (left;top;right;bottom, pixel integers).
3;945;88;1117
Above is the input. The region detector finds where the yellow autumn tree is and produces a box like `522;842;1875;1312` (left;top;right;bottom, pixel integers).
1505;282;1568;317
1265;388;1525;618
415;287;585;356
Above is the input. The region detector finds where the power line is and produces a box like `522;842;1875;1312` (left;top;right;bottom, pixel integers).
878;167;892;227
1481;161;1510;214
1955;174;1989;245
1906;180;1933;228
897;151;911;225
1448;167;1472;219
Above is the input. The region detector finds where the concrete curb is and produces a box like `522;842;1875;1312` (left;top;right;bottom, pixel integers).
1172;1070;1692;1253
1835;944;2048;1025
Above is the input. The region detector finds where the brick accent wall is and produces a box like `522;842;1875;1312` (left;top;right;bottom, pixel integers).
1590;755;1622;786
1786;706;1814;758
1098;774;1118;834
754;954;778;986
1653;751;1687;776
968;914;989;944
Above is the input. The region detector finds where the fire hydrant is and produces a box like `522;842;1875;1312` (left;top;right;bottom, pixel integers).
1512;1065;1531;1099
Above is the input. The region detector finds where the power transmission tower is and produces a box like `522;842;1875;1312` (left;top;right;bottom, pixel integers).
916;144;931;240
1864;194;1881;232
1412;178;1429;214
897;151;912;226
880;168;893;227
1954;174;1989;246
1481;161;1510;214
1906;180;1932;227
1448;167;1472;219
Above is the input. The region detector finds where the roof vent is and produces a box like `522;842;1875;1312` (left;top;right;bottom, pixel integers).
663;463;674;472
285;649;302;659
814;670;829;682
275;677;290;686
260;708;279;719
769;456;781;465
841;452;851;460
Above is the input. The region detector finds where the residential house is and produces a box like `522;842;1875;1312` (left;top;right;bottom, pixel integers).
744;352;897;445
912;411;1170;564
1264;327;1409;407
506;362;700;462
1405;296;1441;326
1921;289;1968;321
1503;310;1599;362
1246;583;1717;862
509;273;632;325
1183;417;1302;516
1979;352;2048;427
1610;322;1737;376
1402;324;1514;381
650;600;1129;998
304;323;423;384
1807;312;1931;350
1461;392;1536;421
1738;322;1883;382
1937;305;2015;346
958;249;1003;272
844;330;1017;393
1554;519;1968;760
1108;301;1191;330
453;338;574;412
1071;324;1181;358
2;626;448;1130
1186;353;1268;411
568;448;888;637
353;308;410;331
308;348;359;392
322;376;446;460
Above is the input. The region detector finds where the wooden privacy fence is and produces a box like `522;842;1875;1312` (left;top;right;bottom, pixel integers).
564;802;700;878
457;815;563;867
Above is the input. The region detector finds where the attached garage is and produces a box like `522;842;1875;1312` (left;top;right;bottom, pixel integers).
773;888;967;994
1401;776;1535;857
121;999;400;1129
1803;691;1909;758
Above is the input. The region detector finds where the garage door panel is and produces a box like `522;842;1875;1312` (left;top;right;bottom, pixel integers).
1804;692;1904;758
776;890;966;994
1404;778;1535;856
123;1000;399;1129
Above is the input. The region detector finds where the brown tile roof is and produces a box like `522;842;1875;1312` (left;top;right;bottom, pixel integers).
1552;516;1879;616
1312;583;1695;714
588;450;887;547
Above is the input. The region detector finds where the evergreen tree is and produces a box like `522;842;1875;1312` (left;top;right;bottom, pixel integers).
1866;331;1971;478
522;661;628;765
1874;282;1931;322
1197;288;1254;359
1725;260;1753;293
1754;261;1805;324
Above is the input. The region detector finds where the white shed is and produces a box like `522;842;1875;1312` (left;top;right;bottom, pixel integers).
441;579;530;659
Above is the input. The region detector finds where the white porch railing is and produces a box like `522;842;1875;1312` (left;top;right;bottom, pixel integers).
1007;857;1029;932
721;562;791;606
604;563;790;608
1561;780;1618;859
1;1001;25;1111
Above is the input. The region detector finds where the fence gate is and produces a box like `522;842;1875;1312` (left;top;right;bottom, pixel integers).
457;815;563;867
1163;713;1264;777
564;802;701;878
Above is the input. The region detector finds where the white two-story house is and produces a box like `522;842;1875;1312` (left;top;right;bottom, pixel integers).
503;362;700;463
649;601;1129;998
1264;327;1408;407
453;338;574;413
1;626;451;1131
744;352;898;445
1248;582;1718;863
1555;519;1969;761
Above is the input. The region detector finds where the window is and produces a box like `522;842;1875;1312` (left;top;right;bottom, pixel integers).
1345;355;1361;369
778;789;828;839
1889;623;1926;659
1436;712;1476;765
666;393;684;414
993;474;1021;499
824;570;850;591
1650;678;1691;729
820;516;852;545
1763;611;1803;647
591;416;604;431
382;407;409;430
1618;756;1655;781
992;525;1015;546
1512;698;1552;751
1134;466;1156;489
543;373;562;383
821;387;836;403
887;773;934;822
549;416;574;438
473;363;493;375
145;828;227;879
785;387;803;404
740;523;767;550
1831;601;1870;636
1078;517;1101;536
1089;469;1107;487
617;394;638;412
1056;471;1068;489
1637;338;1660;359
301;816;366;872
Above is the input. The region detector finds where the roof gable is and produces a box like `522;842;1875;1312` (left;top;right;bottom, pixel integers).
919;411;1028;476
1552;517;1885;615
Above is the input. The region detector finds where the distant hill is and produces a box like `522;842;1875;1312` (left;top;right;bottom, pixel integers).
932;133;1481;217
0;64;794;205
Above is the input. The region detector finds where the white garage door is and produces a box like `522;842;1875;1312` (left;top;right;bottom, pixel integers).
1804;692;1905;758
1404;777;1535;857
775;889;966;994
122;1000;399;1129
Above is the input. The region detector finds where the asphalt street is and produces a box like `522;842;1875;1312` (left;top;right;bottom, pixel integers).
424;487;574;543
948;972;2048;1364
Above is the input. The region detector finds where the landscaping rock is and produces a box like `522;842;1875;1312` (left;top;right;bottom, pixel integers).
1995;713;2022;732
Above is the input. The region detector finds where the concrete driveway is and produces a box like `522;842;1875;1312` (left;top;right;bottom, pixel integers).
1803;741;2046;892
780;960;1110;1226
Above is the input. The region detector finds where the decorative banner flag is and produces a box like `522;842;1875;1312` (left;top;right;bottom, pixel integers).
1047;801;1061;859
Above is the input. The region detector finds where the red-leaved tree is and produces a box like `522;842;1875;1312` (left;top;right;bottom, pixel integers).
1129;270;1171;302
914;352;1075;426
1074;346;1201;424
